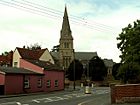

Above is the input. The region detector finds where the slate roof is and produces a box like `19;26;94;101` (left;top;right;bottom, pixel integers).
50;52;98;61
0;67;42;75
75;52;98;60
25;59;63;71
16;47;47;60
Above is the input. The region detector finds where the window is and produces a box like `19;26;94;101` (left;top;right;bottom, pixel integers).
64;42;69;48
24;78;30;89
47;80;51;88
38;78;42;88
55;80;58;87
14;62;18;67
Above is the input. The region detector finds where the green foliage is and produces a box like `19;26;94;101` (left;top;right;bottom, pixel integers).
88;56;107;81
117;62;140;83
117;19;140;83
112;63;121;80
51;45;59;52
67;59;83;81
23;43;41;50
117;20;140;63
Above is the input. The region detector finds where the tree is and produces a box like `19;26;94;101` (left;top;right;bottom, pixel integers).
117;19;140;83
23;43;41;50
88;56;107;81
112;63;121;80
67;59;83;81
51;45;59;52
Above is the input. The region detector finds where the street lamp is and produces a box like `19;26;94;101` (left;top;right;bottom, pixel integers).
73;49;76;90
73;59;75;90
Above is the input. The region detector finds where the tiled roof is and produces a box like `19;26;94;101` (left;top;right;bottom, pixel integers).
50;52;98;61
25;59;63;71
0;67;42;74
75;52;98;60
17;47;47;60
0;55;7;62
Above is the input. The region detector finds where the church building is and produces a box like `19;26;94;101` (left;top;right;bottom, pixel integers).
51;6;98;71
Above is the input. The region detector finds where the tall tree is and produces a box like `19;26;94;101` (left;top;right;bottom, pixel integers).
23;43;41;50
51;45;59;52
67;59;83;81
88;56;107;81
117;20;140;83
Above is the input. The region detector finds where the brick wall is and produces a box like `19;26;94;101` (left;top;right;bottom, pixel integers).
111;84;140;104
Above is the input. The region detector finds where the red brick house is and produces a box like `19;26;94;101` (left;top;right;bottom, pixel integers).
0;67;43;95
0;51;13;67
0;47;64;95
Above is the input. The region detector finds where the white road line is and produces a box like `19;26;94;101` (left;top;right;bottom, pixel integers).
0;102;17;105
44;98;53;103
16;102;22;105
32;100;40;103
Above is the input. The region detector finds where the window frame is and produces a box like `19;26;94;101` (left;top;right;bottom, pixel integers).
46;80;51;88
54;80;59;87
24;77;30;89
37;77;42;88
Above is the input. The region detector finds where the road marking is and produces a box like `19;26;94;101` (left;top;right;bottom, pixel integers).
44;98;53;103
16;102;22;105
78;99;93;105
0;102;17;105
32;100;40;103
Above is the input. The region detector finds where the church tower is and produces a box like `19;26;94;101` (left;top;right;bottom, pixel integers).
59;6;74;71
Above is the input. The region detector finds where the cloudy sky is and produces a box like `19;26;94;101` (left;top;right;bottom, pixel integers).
0;0;140;63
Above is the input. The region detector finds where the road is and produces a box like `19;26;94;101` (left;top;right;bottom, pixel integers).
0;87;110;105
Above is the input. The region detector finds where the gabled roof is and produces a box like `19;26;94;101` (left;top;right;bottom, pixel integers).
25;59;63;71
0;67;42;75
50;51;98;61
75;52;98;60
16;47;47;60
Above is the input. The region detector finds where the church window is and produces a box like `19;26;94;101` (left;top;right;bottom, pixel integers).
64;42;69;48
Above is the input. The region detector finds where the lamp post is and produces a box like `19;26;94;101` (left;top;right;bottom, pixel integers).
73;49;76;90
73;59;75;90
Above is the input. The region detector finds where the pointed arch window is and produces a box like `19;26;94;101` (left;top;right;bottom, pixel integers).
64;42;69;48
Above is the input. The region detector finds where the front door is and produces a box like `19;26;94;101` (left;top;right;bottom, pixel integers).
0;85;4;95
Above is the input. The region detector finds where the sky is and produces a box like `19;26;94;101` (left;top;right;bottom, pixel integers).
0;0;140;63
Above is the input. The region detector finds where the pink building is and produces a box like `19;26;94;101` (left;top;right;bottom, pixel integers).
0;47;64;95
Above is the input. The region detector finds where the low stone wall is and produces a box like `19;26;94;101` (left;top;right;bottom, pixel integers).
110;84;140;104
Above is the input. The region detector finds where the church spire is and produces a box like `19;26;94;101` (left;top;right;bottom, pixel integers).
60;6;73;40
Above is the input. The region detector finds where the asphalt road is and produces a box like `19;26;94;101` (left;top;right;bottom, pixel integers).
0;87;110;105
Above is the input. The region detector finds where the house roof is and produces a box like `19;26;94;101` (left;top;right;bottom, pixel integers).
0;67;42;75
50;52;98;61
16;47;47;60
25;59;63;71
75;52;98;60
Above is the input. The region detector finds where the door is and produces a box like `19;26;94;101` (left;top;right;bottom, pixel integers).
0;85;4;95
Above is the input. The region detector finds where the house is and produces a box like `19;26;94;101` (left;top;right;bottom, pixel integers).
0;47;64;95
0;67;43;95
0;60;64;95
20;59;64;92
12;47;54;68
0;51;13;67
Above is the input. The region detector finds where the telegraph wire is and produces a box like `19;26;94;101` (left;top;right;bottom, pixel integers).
21;0;117;31
0;0;119;33
0;0;61;20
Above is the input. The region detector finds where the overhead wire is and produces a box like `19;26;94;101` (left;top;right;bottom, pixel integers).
0;0;119;33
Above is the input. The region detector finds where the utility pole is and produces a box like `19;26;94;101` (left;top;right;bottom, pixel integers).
73;50;75;90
